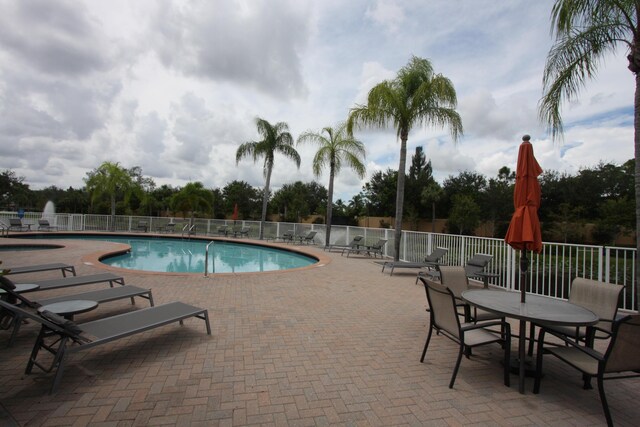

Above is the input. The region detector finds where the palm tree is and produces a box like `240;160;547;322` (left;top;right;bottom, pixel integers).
297;122;366;246
84;161;139;230
538;0;640;306
236;117;301;239
170;182;212;226
347;56;463;261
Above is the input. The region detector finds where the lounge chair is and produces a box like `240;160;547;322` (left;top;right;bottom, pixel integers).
0;299;211;393
296;230;317;245
135;221;148;232
0;276;153;346
233;226;250;238
5;263;76;278
37;219;58;231
324;235;364;252
418;253;494;282
9;218;31;231
382;247;448;276
156;222;176;233
343;238;387;258
17;272;125;292
274;230;294;243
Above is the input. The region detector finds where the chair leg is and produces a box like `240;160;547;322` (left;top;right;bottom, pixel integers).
527;323;536;356
597;373;614;427
533;329;546;394
503;323;511;387
449;343;465;388
420;325;434;363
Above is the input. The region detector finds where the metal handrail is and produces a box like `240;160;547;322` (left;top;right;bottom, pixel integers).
204;241;214;277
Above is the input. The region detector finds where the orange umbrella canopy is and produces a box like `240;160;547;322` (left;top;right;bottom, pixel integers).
505;136;543;254
231;203;239;221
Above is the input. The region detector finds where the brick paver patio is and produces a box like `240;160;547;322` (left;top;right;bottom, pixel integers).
1;235;639;426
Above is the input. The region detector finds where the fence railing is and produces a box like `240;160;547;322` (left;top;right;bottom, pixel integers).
1;211;636;310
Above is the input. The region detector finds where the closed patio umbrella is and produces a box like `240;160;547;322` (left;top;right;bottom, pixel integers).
232;203;239;224
505;135;543;303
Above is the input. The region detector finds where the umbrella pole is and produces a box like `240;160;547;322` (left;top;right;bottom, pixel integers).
520;249;528;303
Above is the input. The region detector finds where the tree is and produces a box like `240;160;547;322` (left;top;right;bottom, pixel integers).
348;56;463;261
222;180;261;220
297;122;366;244
421;180;443;233
236;117;301;239
406;146;434;229
170;182;212;224
448;194;481;235
84;162;140;230
539;0;640;306
271;181;327;222
362;169;398;216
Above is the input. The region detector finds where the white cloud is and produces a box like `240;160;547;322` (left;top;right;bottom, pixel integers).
0;0;633;203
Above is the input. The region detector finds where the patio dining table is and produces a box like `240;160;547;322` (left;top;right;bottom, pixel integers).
462;289;598;394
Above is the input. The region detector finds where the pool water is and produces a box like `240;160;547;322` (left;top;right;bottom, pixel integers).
20;235;316;274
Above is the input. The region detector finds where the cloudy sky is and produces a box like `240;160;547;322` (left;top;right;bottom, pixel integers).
0;0;633;202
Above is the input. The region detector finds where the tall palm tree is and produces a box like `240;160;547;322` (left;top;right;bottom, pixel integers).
347;56;463;261
236;117;301;239
84;161;139;230
297;122;366;246
538;0;640;306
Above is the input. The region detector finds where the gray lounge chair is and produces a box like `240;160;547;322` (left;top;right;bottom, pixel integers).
6;263;76;277
0;299;210;393
382;247;448;276
135;221;148;232
418;253;494;282
343;238;387;258
274;230;294;243
217;225;230;236
324;235;364;252
9;218;31;231
37;219;58;231
296;230;317;245
17;272;125;292
0;276;153;346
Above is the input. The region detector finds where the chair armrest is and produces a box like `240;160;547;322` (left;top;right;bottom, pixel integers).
543;327;605;362
460;320;505;332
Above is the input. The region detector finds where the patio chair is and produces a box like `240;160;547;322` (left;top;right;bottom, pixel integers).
0;275;153;346
418;252;493;283
37;219;58;231
9;218;31;231
324;235;363;252
343;238;387;258
533;314;640;427
274;230;294;243
0;299;210;393
156;222;176;233
381;247;448;276
437;266;503;323
135;221;148;232
5;263;76;277
419;278;511;388
217;225;229;236
296;230;317;245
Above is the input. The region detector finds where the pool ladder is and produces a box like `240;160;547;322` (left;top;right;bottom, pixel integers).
204;241;214;277
181;224;197;238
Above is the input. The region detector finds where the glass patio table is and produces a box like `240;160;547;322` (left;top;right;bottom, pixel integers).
462;289;598;394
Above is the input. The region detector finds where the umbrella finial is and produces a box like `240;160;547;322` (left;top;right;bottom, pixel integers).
522;134;531;142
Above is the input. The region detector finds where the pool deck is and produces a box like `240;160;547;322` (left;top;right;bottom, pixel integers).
1;235;639;426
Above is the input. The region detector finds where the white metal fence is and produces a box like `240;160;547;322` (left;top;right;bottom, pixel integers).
1;211;636;310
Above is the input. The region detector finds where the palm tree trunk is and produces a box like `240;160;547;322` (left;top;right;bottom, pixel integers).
326;165;335;246
634;71;640;310
260;167;272;240
394;131;408;261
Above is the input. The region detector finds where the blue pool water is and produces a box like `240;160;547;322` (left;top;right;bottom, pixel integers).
21;235;316;274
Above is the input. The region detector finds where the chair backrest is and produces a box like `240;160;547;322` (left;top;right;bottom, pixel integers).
422;278;461;339
569;277;624;335
438;266;468;299
0;299;69;334
39;219;50;226
603;314;640;373
348;235;364;247
425;247;448;263
0;276;38;308
373;239;387;249
305;230;317;239
464;253;493;275
9;218;22;226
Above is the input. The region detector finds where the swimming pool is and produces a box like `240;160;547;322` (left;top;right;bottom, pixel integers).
20;235;317;274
